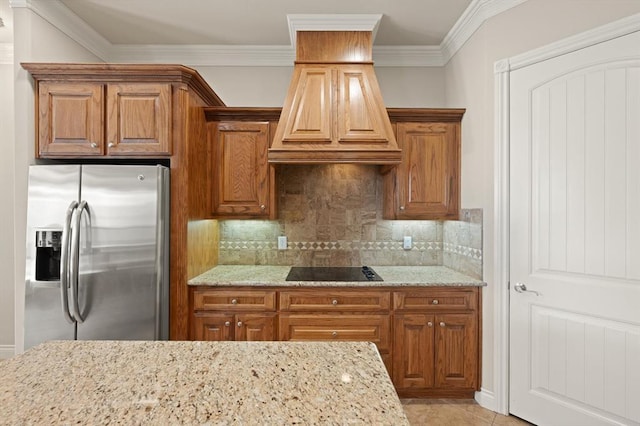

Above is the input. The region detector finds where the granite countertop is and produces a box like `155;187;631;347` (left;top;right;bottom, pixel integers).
189;265;485;287
0;340;408;425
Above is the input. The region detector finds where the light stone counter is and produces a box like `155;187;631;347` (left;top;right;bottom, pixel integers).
189;265;485;287
0;340;408;425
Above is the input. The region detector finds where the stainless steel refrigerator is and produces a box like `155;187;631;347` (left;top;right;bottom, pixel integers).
24;164;170;350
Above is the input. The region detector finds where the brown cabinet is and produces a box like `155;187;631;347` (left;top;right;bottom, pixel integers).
190;285;480;398
204;108;282;220
193;313;276;341
192;289;277;341
35;81;171;157
209;121;274;218
392;288;480;398
384;109;465;220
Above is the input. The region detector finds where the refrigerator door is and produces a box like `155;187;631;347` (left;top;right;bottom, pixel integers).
75;165;169;341
24;165;80;349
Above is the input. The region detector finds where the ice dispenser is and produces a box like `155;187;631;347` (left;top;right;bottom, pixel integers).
35;229;62;281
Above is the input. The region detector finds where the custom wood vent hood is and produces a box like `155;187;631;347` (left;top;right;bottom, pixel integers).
269;30;401;164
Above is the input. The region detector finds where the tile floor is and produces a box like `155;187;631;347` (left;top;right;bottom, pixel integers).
401;399;533;426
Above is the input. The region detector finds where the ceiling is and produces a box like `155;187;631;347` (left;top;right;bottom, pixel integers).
2;0;474;46
58;0;472;46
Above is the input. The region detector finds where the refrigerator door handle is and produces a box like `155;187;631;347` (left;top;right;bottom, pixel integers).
69;200;89;323
60;201;78;324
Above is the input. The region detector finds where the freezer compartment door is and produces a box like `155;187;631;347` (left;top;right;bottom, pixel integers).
24;165;80;349
75;165;169;340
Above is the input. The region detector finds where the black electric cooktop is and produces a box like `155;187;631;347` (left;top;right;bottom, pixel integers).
285;266;383;282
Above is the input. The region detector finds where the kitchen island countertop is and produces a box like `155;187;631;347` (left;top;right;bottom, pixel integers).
188;265;485;287
0;340;408;425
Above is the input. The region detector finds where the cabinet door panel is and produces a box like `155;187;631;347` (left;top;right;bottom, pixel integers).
38;82;104;156
192;313;233;341
212;122;271;216
396;122;458;219
106;83;171;155
237;313;276;341
434;314;478;388
393;314;435;389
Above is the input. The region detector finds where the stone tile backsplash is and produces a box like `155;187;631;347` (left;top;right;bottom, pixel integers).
218;165;482;279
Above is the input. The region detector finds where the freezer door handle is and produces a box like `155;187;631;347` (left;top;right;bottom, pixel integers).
60;201;78;324
69;200;90;323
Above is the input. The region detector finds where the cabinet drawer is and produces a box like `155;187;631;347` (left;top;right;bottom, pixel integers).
193;290;276;311
393;288;477;311
280;290;390;312
279;314;391;353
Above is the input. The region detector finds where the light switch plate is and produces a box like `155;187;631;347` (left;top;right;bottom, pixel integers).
278;236;288;250
403;236;412;250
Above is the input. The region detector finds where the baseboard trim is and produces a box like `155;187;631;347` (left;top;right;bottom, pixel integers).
475;388;503;414
0;345;15;359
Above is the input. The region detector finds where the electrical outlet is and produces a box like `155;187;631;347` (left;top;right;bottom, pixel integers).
278;236;287;250
403;236;412;250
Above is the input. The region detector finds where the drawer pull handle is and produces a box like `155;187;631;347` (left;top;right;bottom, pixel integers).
231;299;238;305
440;322;446;327
90;142;98;148
332;299;338;305
224;321;230;327
237;321;243;327
432;300;439;305
427;321;433;327
332;331;338;337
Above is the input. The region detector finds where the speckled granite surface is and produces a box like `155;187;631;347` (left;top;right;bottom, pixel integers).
188;265;485;287
0;340;408;425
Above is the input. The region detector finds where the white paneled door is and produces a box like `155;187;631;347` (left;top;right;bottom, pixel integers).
510;31;640;425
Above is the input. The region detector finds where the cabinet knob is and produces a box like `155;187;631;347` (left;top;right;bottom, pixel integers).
237;321;243;327
399;206;405;211
440;322;446;327
332;299;338;305
332;331;338;337
432;299;439;305
224;321;230;327
108;142;114;148
260;204;266;210
231;299;238;305
427;321;433;327
90;142;98;148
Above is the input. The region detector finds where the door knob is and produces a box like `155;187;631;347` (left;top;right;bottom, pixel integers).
514;283;541;296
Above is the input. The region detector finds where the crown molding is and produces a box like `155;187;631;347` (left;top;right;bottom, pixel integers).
10;0;110;60
0;43;13;64
287;14;382;47
440;0;528;63
13;0;526;67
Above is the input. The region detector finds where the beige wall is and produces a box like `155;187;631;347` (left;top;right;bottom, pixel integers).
0;63;15;357
445;0;640;403
10;8;102;354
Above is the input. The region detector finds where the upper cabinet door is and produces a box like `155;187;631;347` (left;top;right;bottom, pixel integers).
37;82;104;156
393;122;460;220
106;83;172;156
211;121;273;218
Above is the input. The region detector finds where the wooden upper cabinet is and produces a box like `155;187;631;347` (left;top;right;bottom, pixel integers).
106;83;171;155
384;109;464;220
37;82;105;156
210;121;275;218
36;81;171;157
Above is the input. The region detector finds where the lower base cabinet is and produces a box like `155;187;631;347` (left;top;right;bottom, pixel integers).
192;313;276;341
190;286;480;397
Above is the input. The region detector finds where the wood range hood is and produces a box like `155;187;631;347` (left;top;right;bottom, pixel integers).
269;30;401;165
